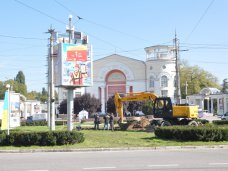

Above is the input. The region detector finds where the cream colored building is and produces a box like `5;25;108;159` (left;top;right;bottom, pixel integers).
85;45;177;113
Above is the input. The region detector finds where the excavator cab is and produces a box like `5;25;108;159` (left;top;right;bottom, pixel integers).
154;97;173;119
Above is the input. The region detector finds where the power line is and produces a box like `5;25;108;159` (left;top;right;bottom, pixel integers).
181;43;228;46
190;60;228;64
14;0;66;25
185;0;215;42
54;0;152;43
0;34;46;40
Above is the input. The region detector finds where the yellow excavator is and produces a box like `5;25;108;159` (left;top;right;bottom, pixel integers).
114;92;199;126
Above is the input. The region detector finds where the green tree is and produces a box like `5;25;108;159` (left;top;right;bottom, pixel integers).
127;101;143;115
14;82;27;96
142;100;154;115
40;87;48;103
15;71;25;84
106;96;116;114
180;62;220;98
58;93;101;116
0;81;6;99
13;71;27;96
221;78;228;93
27;91;40;100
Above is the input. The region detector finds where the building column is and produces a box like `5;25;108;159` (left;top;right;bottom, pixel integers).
100;86;105;114
207;98;210;113
224;96;227;113
211;98;214;114
217;98;220;115
24;102;27;119
200;99;204;111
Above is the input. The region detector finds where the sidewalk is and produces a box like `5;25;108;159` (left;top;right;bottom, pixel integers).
1;145;228;153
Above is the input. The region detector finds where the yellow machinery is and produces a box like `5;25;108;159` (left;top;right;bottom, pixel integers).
114;92;199;126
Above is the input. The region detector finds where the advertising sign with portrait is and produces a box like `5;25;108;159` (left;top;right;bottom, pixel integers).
54;43;92;87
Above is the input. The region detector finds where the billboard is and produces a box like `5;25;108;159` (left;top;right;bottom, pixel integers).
1;92;20;130
54;43;92;87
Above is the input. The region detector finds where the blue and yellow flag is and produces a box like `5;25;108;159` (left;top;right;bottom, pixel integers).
1;91;9;130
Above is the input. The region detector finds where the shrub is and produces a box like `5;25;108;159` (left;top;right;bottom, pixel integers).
212;120;228;125
55;120;67;126
0;131;84;146
21;120;48;126
21;120;69;126
155;125;228;141
39;132;56;146
196;119;209;125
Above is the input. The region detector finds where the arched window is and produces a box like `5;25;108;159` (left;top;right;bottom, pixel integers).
149;76;155;88
161;75;168;87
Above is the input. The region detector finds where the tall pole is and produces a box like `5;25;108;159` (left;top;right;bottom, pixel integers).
174;32;181;104
185;81;188;103
47;26;55;131
6;84;10;135
66;15;75;131
47;53;50;127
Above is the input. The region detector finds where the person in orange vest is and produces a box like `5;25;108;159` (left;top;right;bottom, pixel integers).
70;64;82;85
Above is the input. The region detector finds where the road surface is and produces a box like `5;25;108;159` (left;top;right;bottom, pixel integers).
0;148;228;171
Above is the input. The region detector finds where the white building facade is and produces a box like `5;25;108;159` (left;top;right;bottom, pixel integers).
187;88;228;115
85;45;177;113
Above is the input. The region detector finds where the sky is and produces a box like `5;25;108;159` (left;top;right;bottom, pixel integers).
0;0;227;92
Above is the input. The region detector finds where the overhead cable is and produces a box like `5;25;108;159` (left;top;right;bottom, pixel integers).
14;0;66;25
185;0;215;42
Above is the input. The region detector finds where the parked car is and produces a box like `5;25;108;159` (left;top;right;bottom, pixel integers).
125;111;131;116
221;112;228;120
135;111;145;116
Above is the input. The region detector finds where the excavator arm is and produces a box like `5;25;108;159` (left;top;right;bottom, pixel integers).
114;92;158;122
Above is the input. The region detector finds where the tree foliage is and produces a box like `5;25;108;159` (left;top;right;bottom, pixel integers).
58;93;101;116
15;71;25;84
0;81;6;99
106;96;116;114
142;100;154;115
180;62;220;98
27;91;40;100
106;96;152;116
221;79;228;93
127;101;142;115
13;82;27;96
40;87;48;103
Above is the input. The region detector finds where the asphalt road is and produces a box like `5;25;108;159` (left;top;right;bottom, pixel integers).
0;148;228;171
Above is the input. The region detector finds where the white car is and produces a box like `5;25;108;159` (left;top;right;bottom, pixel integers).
135;111;145;116
221;112;228;120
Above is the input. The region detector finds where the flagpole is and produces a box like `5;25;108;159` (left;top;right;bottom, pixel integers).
6;84;10;135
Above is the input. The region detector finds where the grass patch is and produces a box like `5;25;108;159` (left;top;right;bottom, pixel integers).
0;125;228;150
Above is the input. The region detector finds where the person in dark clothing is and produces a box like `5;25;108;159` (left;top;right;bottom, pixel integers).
94;114;100;130
109;113;114;131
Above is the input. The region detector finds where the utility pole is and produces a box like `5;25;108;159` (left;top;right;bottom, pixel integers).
66;15;75;131
174;32;181;104
47;26;55;131
185;81;188;103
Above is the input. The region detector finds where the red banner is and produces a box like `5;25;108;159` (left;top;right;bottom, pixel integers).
66;50;87;61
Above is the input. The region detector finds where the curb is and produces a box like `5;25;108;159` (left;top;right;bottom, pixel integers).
1;145;228;153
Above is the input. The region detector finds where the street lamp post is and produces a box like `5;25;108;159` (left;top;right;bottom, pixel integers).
6;84;10;135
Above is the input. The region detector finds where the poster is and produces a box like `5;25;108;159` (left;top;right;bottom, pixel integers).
54;43;92;87
1;92;20;130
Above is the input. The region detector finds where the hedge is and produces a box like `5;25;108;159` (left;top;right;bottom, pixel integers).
155;125;228;141
0;131;84;146
20;120;68;126
212;120;228;125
